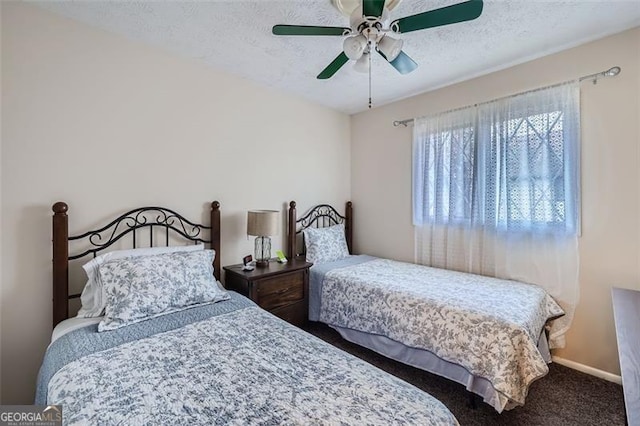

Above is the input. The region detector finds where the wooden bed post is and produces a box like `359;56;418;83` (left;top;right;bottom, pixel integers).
52;202;69;328
288;201;297;259
345;201;353;254
211;201;221;281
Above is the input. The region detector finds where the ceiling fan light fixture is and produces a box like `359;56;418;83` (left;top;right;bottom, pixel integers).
332;0;403;17
354;52;370;73
377;35;403;62
343;35;368;60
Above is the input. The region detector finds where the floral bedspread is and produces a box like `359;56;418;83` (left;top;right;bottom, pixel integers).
45;301;458;425
318;258;564;412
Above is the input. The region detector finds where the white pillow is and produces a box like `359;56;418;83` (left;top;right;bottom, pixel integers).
98;250;228;332
77;244;205;318
303;223;349;264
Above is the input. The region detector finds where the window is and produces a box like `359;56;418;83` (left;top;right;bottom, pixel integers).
413;83;580;235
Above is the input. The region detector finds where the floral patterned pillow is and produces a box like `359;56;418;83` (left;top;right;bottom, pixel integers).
303;223;350;264
98;250;228;332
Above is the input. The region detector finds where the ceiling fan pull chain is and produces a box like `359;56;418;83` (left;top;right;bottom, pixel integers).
368;43;372;109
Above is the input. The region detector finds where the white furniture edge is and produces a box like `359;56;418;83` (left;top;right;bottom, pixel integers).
611;287;640;426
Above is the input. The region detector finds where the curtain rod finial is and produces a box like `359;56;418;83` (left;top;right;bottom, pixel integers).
605;66;621;77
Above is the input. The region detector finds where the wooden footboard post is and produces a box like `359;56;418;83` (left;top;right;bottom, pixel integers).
52;202;69;328
345;201;353;254
288;201;296;259
211;201;221;280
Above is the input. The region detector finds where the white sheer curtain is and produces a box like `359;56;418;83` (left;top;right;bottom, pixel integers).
413;83;580;348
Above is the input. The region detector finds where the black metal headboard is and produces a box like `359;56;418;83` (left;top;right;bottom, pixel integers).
52;201;221;328
287;201;352;259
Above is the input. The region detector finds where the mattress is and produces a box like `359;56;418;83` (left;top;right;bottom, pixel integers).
51;316;102;344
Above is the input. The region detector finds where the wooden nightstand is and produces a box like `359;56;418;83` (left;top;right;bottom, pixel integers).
223;259;312;327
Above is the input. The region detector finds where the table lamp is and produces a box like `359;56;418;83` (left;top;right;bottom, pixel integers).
247;210;279;267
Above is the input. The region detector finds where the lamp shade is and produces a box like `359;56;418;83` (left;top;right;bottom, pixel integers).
247;210;279;236
377;35;403;62
354;52;370;73
343;35;367;60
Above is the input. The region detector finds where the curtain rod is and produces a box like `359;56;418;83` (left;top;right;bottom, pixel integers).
392;66;621;127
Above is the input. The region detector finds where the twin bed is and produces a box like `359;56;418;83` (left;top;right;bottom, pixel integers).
38;201;458;425
287;201;564;413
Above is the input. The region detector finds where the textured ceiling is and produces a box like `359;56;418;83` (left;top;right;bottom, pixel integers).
34;0;640;114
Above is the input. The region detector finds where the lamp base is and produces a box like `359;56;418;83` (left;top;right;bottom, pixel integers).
255;259;270;267
254;236;272;268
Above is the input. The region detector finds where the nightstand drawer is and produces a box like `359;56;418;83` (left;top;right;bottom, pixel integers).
257;271;304;311
271;301;306;326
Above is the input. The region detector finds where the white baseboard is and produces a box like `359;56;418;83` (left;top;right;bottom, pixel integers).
552;356;622;385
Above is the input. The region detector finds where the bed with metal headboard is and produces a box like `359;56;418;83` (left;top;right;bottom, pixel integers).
51;201;221;328
287;200;565;413
286;200;352;259
38;201;459;425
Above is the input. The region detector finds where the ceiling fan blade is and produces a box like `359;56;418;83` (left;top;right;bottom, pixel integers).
272;25;351;36
378;50;418;75
363;0;386;18
317;52;350;79
391;0;483;34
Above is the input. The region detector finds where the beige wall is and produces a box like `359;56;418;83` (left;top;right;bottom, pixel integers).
352;27;640;376
0;3;350;403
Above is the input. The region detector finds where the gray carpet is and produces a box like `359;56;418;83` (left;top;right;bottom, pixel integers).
304;322;626;426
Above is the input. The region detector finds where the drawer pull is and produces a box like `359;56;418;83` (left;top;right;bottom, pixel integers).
277;287;290;295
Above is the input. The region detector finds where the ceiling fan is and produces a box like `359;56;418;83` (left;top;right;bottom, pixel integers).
272;0;484;80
